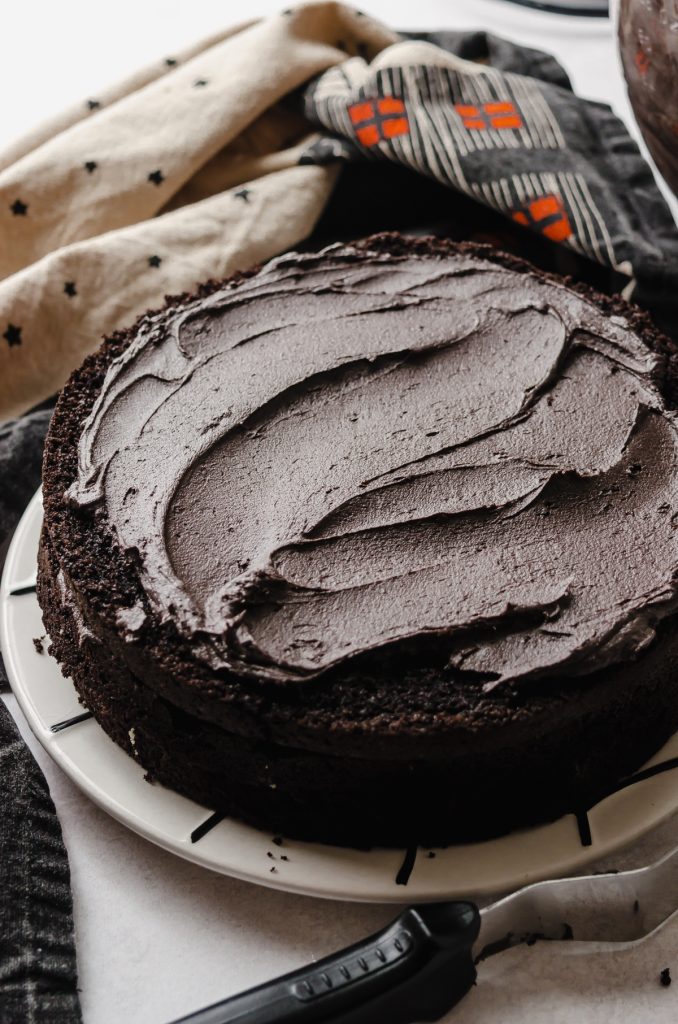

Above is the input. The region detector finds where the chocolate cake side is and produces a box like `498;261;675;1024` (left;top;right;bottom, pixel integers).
38;233;678;847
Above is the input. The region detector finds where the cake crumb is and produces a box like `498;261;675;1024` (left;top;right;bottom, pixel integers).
660;968;671;988
115;601;147;636
33;636;46;655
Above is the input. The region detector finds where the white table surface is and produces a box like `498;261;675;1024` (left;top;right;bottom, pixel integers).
3;2;678;1022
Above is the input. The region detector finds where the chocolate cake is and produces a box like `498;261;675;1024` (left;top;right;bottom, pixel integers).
38;234;678;847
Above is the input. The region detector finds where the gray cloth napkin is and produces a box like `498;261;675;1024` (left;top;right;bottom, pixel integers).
0;703;80;1024
0;405;81;1024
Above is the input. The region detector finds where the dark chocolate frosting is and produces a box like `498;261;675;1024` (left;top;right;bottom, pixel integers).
68;241;678;689
619;0;678;198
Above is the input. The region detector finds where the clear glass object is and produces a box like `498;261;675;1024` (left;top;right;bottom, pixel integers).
619;0;678;196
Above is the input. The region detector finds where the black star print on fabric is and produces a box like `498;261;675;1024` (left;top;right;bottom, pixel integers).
165;57;177;67
148;255;162;268
86;99;101;111
10;199;27;215
234;188;251;203
64;281;77;297
84;160;98;173
193;78;208;87
148;170;165;186
3;323;22;347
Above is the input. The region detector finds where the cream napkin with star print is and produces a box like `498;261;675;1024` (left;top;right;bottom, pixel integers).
0;4;398;422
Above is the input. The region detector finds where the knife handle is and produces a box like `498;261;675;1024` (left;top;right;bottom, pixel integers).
170;901;480;1024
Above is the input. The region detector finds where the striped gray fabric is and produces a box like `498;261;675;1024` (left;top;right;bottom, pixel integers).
301;30;678;337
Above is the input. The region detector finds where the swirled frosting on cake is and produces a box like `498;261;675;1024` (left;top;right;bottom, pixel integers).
68;241;678;688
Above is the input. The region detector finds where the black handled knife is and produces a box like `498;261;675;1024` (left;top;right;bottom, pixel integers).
171;844;678;1024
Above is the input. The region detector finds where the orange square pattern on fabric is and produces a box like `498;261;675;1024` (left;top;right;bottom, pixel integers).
455;101;523;131
512;193;572;242
348;97;410;147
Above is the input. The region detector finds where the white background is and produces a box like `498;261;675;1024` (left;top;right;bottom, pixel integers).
3;2;678;1022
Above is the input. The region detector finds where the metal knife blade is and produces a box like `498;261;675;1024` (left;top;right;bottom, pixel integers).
474;844;678;961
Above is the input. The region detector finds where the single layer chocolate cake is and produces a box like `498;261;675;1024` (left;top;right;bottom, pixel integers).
39;234;678;847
